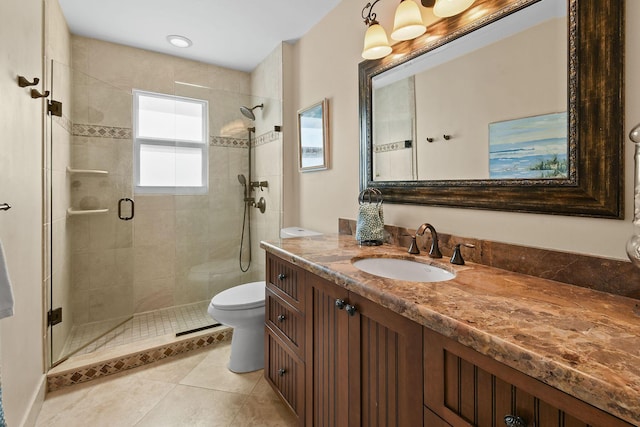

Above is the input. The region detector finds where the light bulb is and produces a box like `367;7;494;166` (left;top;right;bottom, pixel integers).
362;23;392;60
391;0;426;41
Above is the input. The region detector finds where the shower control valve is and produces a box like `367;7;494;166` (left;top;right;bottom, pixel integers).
250;180;269;191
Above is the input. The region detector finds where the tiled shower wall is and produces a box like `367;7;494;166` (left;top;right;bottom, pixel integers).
46;34;283;360
249;45;285;279
372;77;415;181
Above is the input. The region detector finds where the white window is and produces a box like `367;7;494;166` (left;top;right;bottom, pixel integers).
133;90;208;194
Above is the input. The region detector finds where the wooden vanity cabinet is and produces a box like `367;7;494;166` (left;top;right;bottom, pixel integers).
423;328;634;427
265;253;633;427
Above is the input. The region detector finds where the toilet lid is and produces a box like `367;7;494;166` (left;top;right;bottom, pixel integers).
211;281;266;310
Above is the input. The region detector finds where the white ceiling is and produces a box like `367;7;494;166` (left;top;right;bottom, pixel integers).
58;0;342;72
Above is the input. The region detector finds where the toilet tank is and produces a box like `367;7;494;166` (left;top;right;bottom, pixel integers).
280;227;322;238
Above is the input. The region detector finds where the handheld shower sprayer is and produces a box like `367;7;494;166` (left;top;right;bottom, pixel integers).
238;174;249;199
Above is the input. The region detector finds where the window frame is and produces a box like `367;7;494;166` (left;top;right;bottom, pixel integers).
133;89;209;195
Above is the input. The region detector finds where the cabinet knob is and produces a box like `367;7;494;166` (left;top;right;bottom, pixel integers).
278;368;287;377
277;314;286;322
345;304;358;316
504;415;527;427
335;299;346;310
277;273;287;280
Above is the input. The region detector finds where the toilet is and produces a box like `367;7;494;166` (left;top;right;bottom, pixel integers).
208;281;266;373
209;227;321;373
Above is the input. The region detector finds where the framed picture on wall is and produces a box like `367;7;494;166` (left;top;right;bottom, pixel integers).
488;112;568;180
298;99;329;172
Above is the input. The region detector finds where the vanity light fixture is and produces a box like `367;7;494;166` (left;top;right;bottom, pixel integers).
391;0;426;41
361;0;393;60
432;0;476;17
166;35;192;48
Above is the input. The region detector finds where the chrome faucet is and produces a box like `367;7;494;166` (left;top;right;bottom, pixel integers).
408;223;442;258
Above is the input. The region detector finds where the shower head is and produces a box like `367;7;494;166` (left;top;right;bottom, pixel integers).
237;174;247;186
240;103;264;121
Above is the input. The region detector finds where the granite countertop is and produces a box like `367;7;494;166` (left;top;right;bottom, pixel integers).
261;234;640;426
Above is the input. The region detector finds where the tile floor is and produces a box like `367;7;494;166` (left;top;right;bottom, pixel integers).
37;341;297;427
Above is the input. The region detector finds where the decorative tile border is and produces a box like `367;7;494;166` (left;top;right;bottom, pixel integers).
73;123;132;139
254;130;280;147
374;140;412;153
47;328;232;392
210;136;248;148
69;123;279;150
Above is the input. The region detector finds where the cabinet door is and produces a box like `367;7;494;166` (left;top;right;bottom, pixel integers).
347;292;424;427
306;273;350;427
424;328;634;427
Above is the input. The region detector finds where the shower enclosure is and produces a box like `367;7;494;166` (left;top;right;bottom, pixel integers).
46;57;282;367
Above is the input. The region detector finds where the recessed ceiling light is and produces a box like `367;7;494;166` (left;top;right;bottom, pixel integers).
167;35;192;48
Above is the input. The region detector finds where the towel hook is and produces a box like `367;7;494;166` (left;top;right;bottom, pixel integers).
30;89;50;99
0;203;11;211
17;76;40;87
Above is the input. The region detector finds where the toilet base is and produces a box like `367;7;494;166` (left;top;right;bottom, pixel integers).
227;325;265;373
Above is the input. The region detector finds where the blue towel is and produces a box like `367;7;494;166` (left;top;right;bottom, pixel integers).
0;380;5;427
0;241;14;320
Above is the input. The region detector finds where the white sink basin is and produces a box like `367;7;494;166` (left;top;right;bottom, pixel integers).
352;257;455;282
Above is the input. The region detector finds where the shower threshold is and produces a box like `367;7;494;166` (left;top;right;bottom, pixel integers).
59;300;217;361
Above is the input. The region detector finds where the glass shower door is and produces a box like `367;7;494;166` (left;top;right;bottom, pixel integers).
49;60;135;366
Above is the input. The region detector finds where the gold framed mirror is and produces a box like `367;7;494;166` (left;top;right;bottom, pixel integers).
359;0;624;218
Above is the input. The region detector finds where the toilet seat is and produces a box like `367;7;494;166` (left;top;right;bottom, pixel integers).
211;281;265;311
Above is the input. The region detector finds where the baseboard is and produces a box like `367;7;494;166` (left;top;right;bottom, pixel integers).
19;374;46;427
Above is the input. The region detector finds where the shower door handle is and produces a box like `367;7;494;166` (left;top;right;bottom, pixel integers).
118;198;134;220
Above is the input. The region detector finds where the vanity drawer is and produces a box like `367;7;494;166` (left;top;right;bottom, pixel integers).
265;329;304;424
266;254;305;309
266;289;304;357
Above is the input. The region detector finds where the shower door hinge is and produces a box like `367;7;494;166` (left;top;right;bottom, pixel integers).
48;307;62;326
47;99;62;117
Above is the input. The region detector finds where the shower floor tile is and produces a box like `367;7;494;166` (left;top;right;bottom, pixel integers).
62;300;216;358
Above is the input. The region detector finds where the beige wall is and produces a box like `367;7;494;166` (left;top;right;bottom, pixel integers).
290;0;638;261
0;0;46;425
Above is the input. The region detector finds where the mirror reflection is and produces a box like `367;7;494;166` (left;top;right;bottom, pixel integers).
371;0;567;182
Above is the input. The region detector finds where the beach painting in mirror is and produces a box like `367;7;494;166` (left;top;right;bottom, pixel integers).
489;112;567;179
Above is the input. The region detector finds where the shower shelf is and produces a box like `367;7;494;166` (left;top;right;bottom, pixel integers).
66;167;109;175
66;208;109;217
